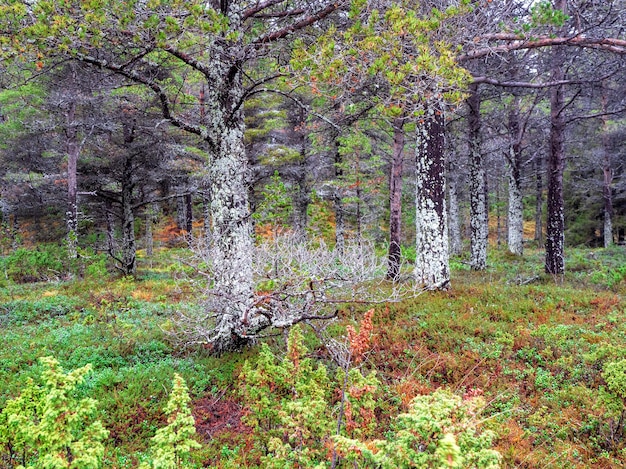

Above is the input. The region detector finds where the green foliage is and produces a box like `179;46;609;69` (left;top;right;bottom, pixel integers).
334;389;501;469
253;171;293;234
140;374;201;469
603;360;626;401
1;246;65;282
0;244;110;283
530;1;569;28
0;356;108;469
291;0;472;115
239;326;333;467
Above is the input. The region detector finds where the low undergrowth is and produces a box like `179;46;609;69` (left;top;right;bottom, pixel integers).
0;245;625;468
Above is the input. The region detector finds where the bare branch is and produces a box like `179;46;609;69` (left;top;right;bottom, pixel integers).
253;2;341;45
459;35;626;62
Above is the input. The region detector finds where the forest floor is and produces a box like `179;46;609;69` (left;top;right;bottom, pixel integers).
1;244;626;468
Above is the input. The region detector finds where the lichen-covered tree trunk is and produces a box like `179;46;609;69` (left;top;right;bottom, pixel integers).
545;81;565;274
534;153;543;245
545;7;567;275
202;188;212;246
415;109;449;289
333;135;345;254
448;150;462;256
120;155;136;276
65;99;79;259
387;117;405;281
207;121;256;348
184;192;193;236
507;157;524;256
467;85;487;270
203;61;258;349
601;86;614;248
506;98;524;256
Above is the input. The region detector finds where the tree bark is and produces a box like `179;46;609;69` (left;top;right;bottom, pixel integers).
105;199;117;258
184;192;193;237
333;134;345;254
65;98;79;259
601;83;614;248
534;152;543;244
203;59;258;350
202;187;212;246
387;117;405;280
468;84;488;270
292;108;310;240
545;0;567;275
448;150;462;256
121;154;136;276
415;109;449;289
506;96;524;256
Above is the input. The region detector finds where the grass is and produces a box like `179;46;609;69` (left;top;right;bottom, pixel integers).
1;245;625;467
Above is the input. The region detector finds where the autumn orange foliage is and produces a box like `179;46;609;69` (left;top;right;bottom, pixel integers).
347;308;375;363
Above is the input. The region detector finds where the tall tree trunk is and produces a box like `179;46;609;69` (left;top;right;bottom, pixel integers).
204;64;258;350
65;98;79;259
448;151;462;256
333;134;345;254
105;199;117;258
184;192;193;237
120;154;136;276
545;1;567;275
534;152;543;244
387;117;405;280
176;194;186;231
292;110;309;240
415;109;449;289
468;84;488;270
145;203;157;258
506;96;524;256
601;83;614;248
202;188;212;246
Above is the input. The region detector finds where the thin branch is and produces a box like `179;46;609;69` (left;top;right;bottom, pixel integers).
241;0;287;21
458;35;626;62
252;2;341;45
565;106;626;124
75;54;214;149
253;8;305;19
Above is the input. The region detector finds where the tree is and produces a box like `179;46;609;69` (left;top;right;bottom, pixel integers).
0;0;348;349
292;0;472;288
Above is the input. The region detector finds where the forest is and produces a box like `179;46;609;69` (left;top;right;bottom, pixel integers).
0;0;625;467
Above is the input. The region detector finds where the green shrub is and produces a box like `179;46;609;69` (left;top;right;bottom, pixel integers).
239;326;333;468
0;356;108;468
334;389;502;469
1;246;65;282
140;374;201;469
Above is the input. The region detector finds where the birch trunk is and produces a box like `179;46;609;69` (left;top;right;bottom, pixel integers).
387;117;405;281
415;109;449;289
468;85;488;270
